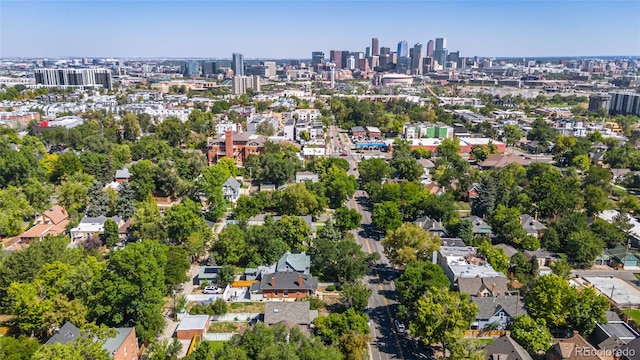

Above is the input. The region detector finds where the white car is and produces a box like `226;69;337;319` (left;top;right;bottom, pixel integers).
394;319;406;333
203;286;223;294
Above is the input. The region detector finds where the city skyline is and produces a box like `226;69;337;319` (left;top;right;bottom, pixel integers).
1;1;639;58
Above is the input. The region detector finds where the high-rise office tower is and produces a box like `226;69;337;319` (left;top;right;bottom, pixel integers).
202;62;218;77
311;51;325;67
365;47;371;58
346;56;356;70
183;61;200;78
232;53;244;76
380;47;391;56
426;40;434;58
330;50;343;69
411;43;423;74
33;68;113;89
372;38;379;56
397;41;408;58
434;38;448;69
341;51;351;71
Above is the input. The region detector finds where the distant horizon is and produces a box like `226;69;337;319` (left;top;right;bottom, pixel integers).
1;1;639;58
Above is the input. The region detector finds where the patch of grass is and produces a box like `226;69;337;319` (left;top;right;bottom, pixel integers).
454;201;471;211
208;322;247;333
634;274;640;280
473;338;496;347
626;309;640;324
202;341;227;352
229;302;265;314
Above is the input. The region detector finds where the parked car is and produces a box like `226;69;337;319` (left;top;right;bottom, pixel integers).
394;319;406;333
203;286;223;294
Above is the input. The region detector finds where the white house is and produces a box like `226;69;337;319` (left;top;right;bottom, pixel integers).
70;216;122;247
222;177;241;203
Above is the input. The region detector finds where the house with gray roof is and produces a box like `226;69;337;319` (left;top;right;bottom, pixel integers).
222;177;241;202
249;272;318;300
519;214;547;238
467;215;493;237
457;276;509;297
115;168;132;183
276;251;310;274
45;322;138;360
295;171;319;183
264;301;318;333
590;321;639;351
471;296;526;330
414;216;448;237
484;333;532;360
45;321;80;345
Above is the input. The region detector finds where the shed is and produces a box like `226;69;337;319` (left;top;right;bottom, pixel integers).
176;315;210;340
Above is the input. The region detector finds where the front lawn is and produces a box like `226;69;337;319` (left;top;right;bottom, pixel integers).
626;309;640;324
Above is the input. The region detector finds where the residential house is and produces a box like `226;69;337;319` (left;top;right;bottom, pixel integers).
494;244;519;260
598;210;640;248
414;216;448;237
196;266;223;285
615;337;640;360
437;246;506;284
275;251;311;274
115;169;132;183
485;333;533;360
547;331;610;360
457;276;509;297
590;321;639;352
249;272;318;300
416;158;436;175
69;216;122;247
175;315;210;340
260;184;276;192
424;182;446;195
524;249;560;267
519;214;547;238
19;205;70;243
295;171;319;183
441;238;467;247
471;296;526;330
605;245;640;270
103;327;139;360
222;177;241;203
610;168;631;182
468;183;481;200
45;322;138;360
263;301;318;333
479;153;531;169
467;215;493;237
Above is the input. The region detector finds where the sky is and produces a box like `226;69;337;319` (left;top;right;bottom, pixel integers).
1;0;639;59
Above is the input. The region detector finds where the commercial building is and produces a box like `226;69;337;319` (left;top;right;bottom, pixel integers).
436;245;506;283
403;123;453;139
381;73;413;86
610;92;640;116
182;61;200;77
34;68;112;89
411;43;423;74
329;50;343;69
426;39;434;57
371;38;379;56
588;93;612;114
397;40;408;58
232;75;260;95
201;61;218;77
232;53;244;76
434;37;448;69
311;51;325;68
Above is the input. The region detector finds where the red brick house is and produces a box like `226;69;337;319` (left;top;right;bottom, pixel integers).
250;272;318;300
19;205;70;243
206;129;266;167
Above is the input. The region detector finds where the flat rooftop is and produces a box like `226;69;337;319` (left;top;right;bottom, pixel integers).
583;276;640;306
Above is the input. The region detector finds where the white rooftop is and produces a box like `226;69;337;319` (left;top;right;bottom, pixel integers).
177;315;209;331
598;210;640;240
583;276;640;307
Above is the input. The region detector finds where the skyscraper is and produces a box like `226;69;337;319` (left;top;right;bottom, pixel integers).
202;62;218;77
183;61;200;78
232;53;244;76
426;40;434;58
397;41;408;58
372;38;379;56
330;50;343;69
365;47;371;58
311;51;325;67
434;38;448;69
411;43;423;74
380;47;391;56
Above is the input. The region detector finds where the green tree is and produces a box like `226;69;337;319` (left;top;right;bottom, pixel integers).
341;281;372;313
130;193;166;242
164;198;211;243
274;183;322;216
526;274;573;328
502;124;524;146
372;201;403;233
218;265;235;286
92;241;167;342
0;335;41;360
395;261;450;314
527;118;556;143
86;180;109;217
477;240;509;274
410;287;478;359
550;260;572;280
22;178;52;215
146;338;183;360
273;215;312;252
334;206;362;233
357;158;390;185
164;246;190;289
115;182;137;221
567;286;609;335
49;152;83;184
156;117;189;147
470;145;491;162
509;315;553;354
103;219;119;248
566;230;604;265
120;113;141;141
584;185;609;216
489;204;530;249
322;166;358;209
130;160;156;199
381;223;441;267
255;121;275;136
211;225;247;265
411;147;432;159
0;187;34;237
313;308;370;345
